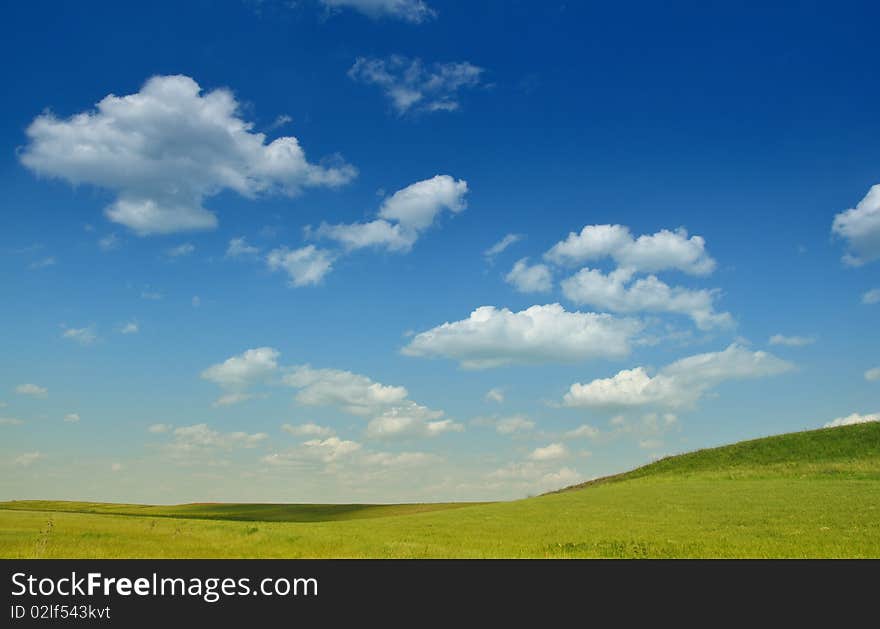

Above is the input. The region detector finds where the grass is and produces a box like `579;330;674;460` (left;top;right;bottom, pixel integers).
1;423;878;558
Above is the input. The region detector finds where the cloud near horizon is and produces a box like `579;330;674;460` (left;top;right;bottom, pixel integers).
563;344;793;410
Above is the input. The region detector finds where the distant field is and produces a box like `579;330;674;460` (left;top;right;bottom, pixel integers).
2;423;879;558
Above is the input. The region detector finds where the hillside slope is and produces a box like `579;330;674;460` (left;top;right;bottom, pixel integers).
555;422;880;493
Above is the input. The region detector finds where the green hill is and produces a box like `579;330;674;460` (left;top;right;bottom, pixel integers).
556;421;880;491
1;423;878;558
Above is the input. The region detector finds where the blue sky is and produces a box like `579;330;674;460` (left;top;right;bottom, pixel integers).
1;0;878;503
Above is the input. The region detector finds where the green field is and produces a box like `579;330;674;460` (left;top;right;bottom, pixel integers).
2;423;879;558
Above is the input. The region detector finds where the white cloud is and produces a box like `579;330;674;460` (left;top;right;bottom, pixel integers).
314;219;416;253
140;289;163;300
484;387;504;403
15;383;47;398
167;423;268;454
862;288;880;305
561;267;733;330
487;461;582;491
201;347;280;389
402;303;642;369
283;365;408;415
366;414;462;439
20;75;355;235
0;417;24;426
505;258;553;293
866;367;880;382
226;237;261;258
165;243;195;257
768;334;815;347
545;225;716;275
832;184;880;265
484;233;522;261
111;462;124;472
283;364;452;440
266;245;335;287
495;415;535;435
63;413;80;423
62;326;98;345
528;443;569;461
321;0;436;23
282;422;335;438
389;174;468;221
14;452;43;467
824;411;880;428
212;392;258;407
98;233;120;251
563;344;793;410
302;437;362;462
148;423;172;434
120;321;139;335
564;424;600;440
349;56;483;115
314;175;468;253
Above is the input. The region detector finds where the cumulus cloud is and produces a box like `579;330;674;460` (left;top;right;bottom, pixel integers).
0;417;24;426
166;423;268;455
866;367;880;382
563;344;793;410
283;365;408;414
148;423;172;434
768;334;815;347
349;56;483;115
63;413;80;423
564;424;600;440
120;321;139;335
300;437;362;462
226;237;261;258
488;461;582;492
832;185;880;266
282;422;335;438
61;326;98;345
545;225;716;275
402;303;642;369
15;383;47;398
505;258;553;293
14;452;43;467
366;414;462;439
484;233;523;261
20;75;355;235
863;288;880;305
201;347;280;389
314;175;468;253
528;443;569;461
561;267;732;330
283;364;453;440
495;415;535;435
266;245;335;287
320;0;436;23
824;411;880;428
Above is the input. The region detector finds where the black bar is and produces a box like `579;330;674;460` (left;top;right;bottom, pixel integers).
2;559;876;625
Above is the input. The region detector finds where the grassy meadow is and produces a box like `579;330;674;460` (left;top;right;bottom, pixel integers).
2;422;879;558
